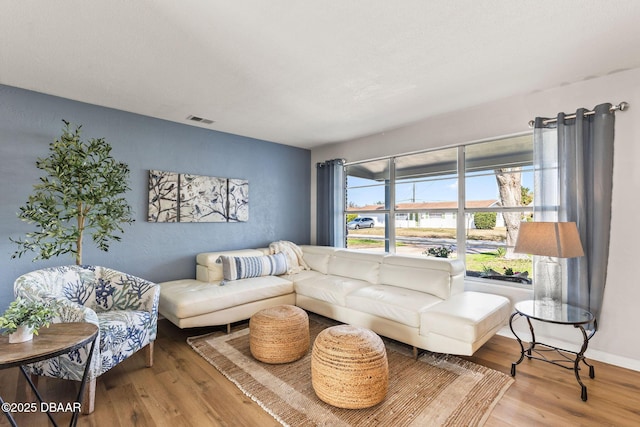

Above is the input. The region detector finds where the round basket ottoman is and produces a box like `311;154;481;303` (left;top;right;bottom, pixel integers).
249;305;309;364
311;325;389;409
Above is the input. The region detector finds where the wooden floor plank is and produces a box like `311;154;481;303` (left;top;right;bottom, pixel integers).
1;318;638;426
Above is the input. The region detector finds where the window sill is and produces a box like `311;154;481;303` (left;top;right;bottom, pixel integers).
464;276;533;305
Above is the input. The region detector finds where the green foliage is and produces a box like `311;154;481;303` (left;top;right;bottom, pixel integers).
521;186;533;206
481;264;495;275
0;298;58;335
494;247;506;258
424;245;454;258
473;212;497;230
11;120;134;265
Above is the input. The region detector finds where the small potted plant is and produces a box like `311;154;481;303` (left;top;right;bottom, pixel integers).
0;298;58;343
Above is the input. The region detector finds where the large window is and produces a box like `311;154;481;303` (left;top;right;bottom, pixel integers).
346;158;390;251
345;134;534;287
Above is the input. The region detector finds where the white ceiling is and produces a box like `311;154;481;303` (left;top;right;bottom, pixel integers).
2;1;640;149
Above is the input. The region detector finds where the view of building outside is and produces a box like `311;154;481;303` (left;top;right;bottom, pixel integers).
345;134;534;286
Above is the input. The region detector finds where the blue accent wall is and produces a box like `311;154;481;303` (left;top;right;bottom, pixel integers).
0;85;310;310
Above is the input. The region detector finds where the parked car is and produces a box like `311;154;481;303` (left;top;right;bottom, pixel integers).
347;217;375;229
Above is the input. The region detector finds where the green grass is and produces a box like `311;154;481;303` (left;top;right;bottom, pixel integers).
347;239;405;248
466;252;532;275
347;238;383;246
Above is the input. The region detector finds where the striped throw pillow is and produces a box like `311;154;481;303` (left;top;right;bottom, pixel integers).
218;252;288;283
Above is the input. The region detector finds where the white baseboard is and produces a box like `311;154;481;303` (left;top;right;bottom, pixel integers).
496;327;640;372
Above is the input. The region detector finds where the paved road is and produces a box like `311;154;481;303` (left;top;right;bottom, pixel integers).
348;233;504;254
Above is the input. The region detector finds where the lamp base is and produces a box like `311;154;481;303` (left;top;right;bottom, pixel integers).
534;256;562;304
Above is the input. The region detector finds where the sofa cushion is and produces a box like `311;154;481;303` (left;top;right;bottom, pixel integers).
159;276;293;319
281;269;325;283
328;250;384;284
420;291;511;343
196;249;267;282
218;253;288;282
379;255;464;300
299;245;337;274
294;274;371;307
346;284;443;328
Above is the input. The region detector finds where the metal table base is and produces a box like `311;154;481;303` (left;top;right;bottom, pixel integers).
509;300;597;401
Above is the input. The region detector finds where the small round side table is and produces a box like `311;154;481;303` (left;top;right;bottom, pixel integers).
510;300;597;401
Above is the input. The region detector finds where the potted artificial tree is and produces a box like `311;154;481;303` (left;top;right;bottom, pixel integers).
11;120;134;265
0;298;58;343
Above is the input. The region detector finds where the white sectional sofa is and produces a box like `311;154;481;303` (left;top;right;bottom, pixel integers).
159;245;512;356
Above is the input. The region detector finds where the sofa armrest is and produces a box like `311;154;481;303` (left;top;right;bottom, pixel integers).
196;249;267;282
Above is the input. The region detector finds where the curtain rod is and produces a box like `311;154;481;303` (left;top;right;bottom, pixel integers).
528;102;629;128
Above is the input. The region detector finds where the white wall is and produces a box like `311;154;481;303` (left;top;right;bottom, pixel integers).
311;68;640;370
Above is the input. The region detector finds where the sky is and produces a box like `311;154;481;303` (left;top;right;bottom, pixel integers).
347;168;534;207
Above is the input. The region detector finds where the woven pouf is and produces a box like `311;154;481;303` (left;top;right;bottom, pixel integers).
311;325;389;409
249;305;310;364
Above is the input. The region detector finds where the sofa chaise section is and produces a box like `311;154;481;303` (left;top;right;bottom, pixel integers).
419;291;513;355
159;249;295;330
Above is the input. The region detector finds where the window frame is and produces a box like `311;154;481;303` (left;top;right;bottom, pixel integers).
344;132;534;288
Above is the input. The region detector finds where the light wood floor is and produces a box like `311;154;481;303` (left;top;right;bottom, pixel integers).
1;318;639;426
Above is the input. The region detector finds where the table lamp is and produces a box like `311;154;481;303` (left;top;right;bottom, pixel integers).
514;221;584;304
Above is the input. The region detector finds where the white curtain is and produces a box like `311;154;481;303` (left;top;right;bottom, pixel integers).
533;103;616;322
316;159;345;247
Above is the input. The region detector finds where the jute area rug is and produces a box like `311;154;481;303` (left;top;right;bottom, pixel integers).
187;315;513;427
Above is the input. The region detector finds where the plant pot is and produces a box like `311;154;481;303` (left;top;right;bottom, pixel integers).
9;325;34;343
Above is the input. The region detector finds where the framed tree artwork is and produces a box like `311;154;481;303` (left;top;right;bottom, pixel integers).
148;170;248;223
148;170;179;222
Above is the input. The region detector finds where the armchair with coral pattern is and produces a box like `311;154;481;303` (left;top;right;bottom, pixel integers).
14;265;160;414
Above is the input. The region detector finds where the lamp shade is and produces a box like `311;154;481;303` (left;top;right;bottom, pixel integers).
514;222;584;258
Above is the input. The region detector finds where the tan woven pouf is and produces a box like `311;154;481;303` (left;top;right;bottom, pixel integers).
249;305;310;364
311;325;389;409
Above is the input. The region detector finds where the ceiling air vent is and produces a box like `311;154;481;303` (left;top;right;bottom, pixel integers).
186;115;215;125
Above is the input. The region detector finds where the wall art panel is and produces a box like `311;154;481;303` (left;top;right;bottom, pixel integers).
228;178;249;222
148;170;248;223
148;170;179;222
180;173;228;222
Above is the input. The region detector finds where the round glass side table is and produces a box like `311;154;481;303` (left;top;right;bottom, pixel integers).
509;300;597;401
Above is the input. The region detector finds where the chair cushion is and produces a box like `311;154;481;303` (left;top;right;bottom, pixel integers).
97;310;152;374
